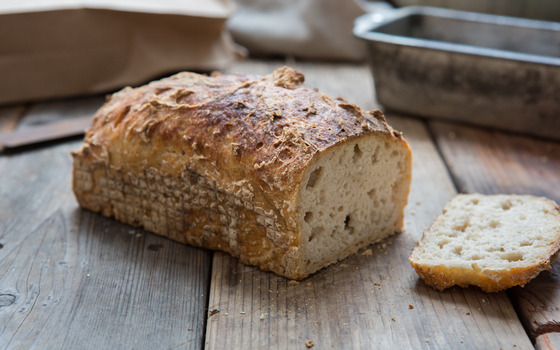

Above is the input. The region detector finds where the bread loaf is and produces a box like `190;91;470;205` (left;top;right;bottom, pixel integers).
72;66;412;279
410;194;560;292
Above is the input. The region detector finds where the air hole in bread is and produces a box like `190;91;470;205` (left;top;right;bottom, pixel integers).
256;142;264;150
453;219;470;232
489;220;500;229
470;254;482;261
501;200;512;210
520;241;532;247
367;188;376;200
471;198;479;205
338;206;344;212
453;246;462;256
353;144;363;163
306;167;322;189
309;226;324;242
500;252;524;262
344;215;354;235
488;247;505;252
304;211;313;223
438;239;450;248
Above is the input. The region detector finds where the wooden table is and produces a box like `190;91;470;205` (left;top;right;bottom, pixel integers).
1;60;559;349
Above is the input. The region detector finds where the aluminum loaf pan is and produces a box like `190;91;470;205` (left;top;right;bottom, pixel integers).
354;6;560;139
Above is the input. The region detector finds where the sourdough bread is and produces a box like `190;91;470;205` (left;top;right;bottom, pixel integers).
410;194;560;292
72;66;412;279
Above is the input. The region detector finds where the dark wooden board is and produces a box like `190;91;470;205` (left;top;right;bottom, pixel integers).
0;129;211;347
205;61;533;349
429;121;560;341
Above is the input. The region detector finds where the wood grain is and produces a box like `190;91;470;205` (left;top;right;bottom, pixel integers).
0;143;211;347
536;333;560;350
206;61;533;349
429;120;560;341
429;121;560;201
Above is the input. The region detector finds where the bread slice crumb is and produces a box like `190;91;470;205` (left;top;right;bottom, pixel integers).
409;194;560;292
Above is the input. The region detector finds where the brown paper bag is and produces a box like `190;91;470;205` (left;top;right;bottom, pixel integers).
0;1;244;105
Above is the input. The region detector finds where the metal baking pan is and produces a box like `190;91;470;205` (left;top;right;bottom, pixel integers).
354;6;560;139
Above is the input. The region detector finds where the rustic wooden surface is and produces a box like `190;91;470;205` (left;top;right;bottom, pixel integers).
0;103;212;349
1;59;559;349
430;121;560;342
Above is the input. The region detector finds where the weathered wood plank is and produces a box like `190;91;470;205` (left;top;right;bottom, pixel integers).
429;121;560;200
205;61;533;349
16;96;105;129
429;121;560;341
0;142;211;348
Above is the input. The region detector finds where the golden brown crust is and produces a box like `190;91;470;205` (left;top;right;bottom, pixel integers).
409;196;560;292
72;66;402;279
409;257;556;292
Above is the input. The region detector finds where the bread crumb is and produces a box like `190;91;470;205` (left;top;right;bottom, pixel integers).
305;340;314;348
374;283;381;286
289;280;300;286
362;249;372;256
408;304;414;309
209;309;219;316
259;313;267;320
240;311;246;314
391;317;396;322
305;282;312;287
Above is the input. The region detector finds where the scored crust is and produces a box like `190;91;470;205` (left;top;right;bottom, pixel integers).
409;194;560;292
72;66;411;279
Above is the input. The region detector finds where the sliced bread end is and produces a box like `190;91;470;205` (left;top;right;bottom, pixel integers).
409;194;560;292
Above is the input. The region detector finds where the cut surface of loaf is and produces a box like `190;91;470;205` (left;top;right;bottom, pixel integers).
72;66;412;279
410;194;560;292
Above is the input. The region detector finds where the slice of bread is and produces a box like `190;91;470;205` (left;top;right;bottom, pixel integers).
409;194;560;292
